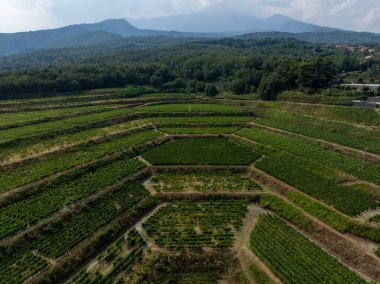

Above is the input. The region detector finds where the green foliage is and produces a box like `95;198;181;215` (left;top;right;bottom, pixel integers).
0;119;149;164
237;127;380;185
258;73;283;100
205;84;219;97
255;152;376;216
259;194;311;229
250;214;368;284
159;126;240;134
143;200;248;249
120;85;158;98
0;107;134;144
297;58;338;89
288;191;380;242
250;264;275;284
0;157;144;240
148;116;253;126
277;91;355;105
126;250;237;283
137;103;244;113
0;181;149;283
251;108;380;154
0;37;376;102
143;138;260;165
0;130;160;193
369;215;380;223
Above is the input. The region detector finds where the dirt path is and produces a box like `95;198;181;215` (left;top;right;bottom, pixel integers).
137;155;153;167
234;203;282;284
355;208;380;223
134;203;168;252
248;122;380;164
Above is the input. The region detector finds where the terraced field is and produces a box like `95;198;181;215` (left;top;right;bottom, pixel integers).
0;90;379;283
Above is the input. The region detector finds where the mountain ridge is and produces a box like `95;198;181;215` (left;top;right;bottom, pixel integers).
0;9;379;57
130;9;336;33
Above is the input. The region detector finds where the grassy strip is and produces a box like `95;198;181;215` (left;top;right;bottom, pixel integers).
136;103;247;113
159;126;240;134
148;116;254;125
250;264;276;284
287;191;380;243
0;119;150;164
259;194;311;229
0;105;118;130
0;130;161;193
238;127;380;185
255;152;377;216
0;157;145;241
250;214;368;284
0;134;169;209
252;108;380;155
0;108;135;143
0;182;154;284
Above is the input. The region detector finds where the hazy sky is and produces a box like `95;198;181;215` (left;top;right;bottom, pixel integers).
0;0;379;33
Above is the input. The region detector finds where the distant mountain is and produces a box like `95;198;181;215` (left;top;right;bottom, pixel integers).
130;7;335;33
0;9;379;58
241;31;380;44
0;19;209;57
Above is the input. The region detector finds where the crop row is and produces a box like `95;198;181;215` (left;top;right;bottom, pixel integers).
0;157;145;240
238;128;380;185
0;89;123;108
70;229;146;283
159;126;240;134
255;151;376;216
0;130;161;193
0;119;150;164
0;107;135;144
272;102;380;128
250;214;367;284
287;191;380;243
143;137;260;165
151;171;261;192
143;200;248;249
147;116;253;125
0;181;149;284
251;108;380;154
136;103;247;113
0;105;120;129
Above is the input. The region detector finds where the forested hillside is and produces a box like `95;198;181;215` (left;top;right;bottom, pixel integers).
0;37;378;102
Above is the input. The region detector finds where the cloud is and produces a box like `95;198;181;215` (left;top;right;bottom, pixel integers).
0;0;379;33
0;0;58;32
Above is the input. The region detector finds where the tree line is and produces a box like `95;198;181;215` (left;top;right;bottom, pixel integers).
0;37;377;100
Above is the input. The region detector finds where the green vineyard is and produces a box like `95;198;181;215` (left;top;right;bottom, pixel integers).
0;92;379;284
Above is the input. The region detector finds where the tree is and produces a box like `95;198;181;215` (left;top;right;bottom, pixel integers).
297;58;338;89
196;81;206;93
230;79;247;95
258;74;283;100
205;84;218;97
